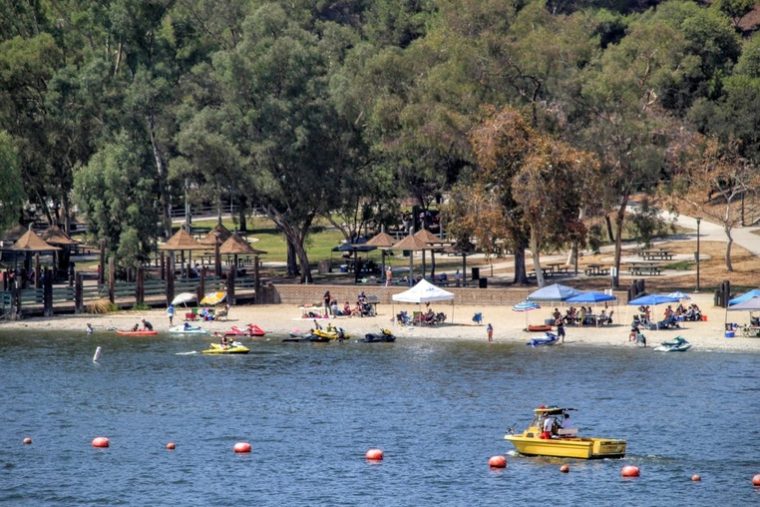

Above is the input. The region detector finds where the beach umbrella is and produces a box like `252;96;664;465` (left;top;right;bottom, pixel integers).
527;283;581;302
726;296;760;311
200;291;226;306
566;291;617;304
172;292;196;307
512;300;541;328
728;288;760;306
627;294;680;306
666;291;691;301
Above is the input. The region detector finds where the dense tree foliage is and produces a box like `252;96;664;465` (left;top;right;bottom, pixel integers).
1;0;757;279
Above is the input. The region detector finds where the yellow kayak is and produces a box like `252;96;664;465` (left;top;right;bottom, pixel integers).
201;342;250;354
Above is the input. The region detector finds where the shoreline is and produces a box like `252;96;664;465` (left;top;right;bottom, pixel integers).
1;294;758;353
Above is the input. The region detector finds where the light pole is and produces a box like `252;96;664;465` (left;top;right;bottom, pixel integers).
695;217;701;292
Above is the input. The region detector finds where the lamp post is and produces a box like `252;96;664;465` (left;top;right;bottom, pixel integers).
695;217;701;292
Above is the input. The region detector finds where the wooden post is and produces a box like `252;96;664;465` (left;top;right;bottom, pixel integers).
136;265;145;305
197;266;206;305
254;255;261;304
43;268;53;317
166;252;175;306
34;253;41;289
11;278;20;320
227;264;236;305
215;241;222;277
75;273;83;314
98;239;106;286
108;256;115;304
160;252;165;281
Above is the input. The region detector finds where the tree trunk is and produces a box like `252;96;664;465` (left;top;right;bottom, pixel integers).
605;215;615;243
238;196;247;232
286;240;298;277
724;227;734;272
147;114;172;239
513;235;529;285
530;229;544;287
611;194;629;289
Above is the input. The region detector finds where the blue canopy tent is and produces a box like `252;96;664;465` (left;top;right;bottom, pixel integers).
527;283;581;302
728;288;760;306
566;291;617;304
628;294;680;306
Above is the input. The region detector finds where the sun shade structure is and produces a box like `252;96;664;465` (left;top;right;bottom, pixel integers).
219;233;266;255
726;296;760;311
728;289;760;306
366;232;396;248
11;229;60;252
159;227;206;251
198;223;232;246
512;300;541;328
391;234;436;286
627;294;680;306
566;291;617;304
527;283;581;302
392;279;455;323
171;292;196;306
200;291;225;305
666;291;691;301
40;225;77;246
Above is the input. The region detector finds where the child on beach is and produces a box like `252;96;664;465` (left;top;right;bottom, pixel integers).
486;323;493;342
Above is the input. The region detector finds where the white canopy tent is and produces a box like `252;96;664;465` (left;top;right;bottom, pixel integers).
392;279;455;323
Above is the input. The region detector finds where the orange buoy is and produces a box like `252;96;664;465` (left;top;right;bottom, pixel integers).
752;474;760;486
22;437;32;445
691;474;701;482
560;464;570;473
621;465;640;477
92;437;110;448
166;442;176;450
365;449;384;461
233;442;252;453
488;456;507;468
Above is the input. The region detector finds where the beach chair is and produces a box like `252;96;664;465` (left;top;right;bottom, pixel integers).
472;312;483;325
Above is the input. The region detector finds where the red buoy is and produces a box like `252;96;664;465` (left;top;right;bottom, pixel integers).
92;437;110;448
560;464;570;473
621;465;640;477
691;474;701;482
365;449;384;461
488;456;507;468
166;442;176;450
22;437;32;445
233;442;252;453
752;474;760;486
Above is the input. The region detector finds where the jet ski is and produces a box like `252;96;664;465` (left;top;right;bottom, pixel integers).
527;332;559;347
361;329;396;343
654;336;691;352
201;341;250;354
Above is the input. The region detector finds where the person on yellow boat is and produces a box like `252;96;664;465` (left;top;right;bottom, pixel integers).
541;416;555;439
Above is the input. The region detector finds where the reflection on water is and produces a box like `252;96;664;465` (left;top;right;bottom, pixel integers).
1;331;758;505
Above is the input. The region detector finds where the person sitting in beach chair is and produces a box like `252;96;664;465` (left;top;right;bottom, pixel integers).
396;310;411;326
657;314;680;330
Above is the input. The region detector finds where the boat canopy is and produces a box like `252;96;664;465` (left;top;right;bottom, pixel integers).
533;406;576;415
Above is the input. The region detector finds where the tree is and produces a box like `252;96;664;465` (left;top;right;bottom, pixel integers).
0;130;25;231
667;135;760;271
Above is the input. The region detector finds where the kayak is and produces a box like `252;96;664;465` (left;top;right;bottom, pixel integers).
116;330;158;337
169;324;207;334
201;342;250;354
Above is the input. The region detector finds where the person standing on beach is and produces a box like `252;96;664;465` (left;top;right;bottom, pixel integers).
167;304;175;326
486;323;493;342
323;290;331;317
555;317;566;343
385;266;392;287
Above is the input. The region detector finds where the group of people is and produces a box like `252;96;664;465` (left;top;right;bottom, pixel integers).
130;318;153;332
553;306;613;327
323;290;375;318
539;412;573;439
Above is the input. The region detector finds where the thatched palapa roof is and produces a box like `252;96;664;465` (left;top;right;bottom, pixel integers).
41;225;77;246
159;227;206;251
219;233;267;255
11;229;60;252
366;231;396;248
199;223;233;246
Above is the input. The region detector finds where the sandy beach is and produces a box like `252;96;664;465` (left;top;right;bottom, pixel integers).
2;293;758;352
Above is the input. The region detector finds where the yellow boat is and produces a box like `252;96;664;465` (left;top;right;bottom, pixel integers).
201;342;250;354
504;406;626;459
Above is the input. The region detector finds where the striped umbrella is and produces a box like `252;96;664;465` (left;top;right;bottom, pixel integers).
512;300;541;328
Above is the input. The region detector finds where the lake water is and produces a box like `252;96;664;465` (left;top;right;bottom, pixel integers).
1;331;758;505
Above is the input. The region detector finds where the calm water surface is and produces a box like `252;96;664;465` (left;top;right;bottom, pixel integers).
1;331;758;506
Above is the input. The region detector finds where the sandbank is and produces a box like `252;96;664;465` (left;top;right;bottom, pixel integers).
1;293;758;353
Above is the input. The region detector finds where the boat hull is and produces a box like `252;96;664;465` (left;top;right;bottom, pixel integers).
116;330;158;337
505;435;626;459
201;343;250;354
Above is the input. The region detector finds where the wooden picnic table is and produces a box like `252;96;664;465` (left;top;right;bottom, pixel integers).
584;263;609;276
640;249;673;261
629;262;663;276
